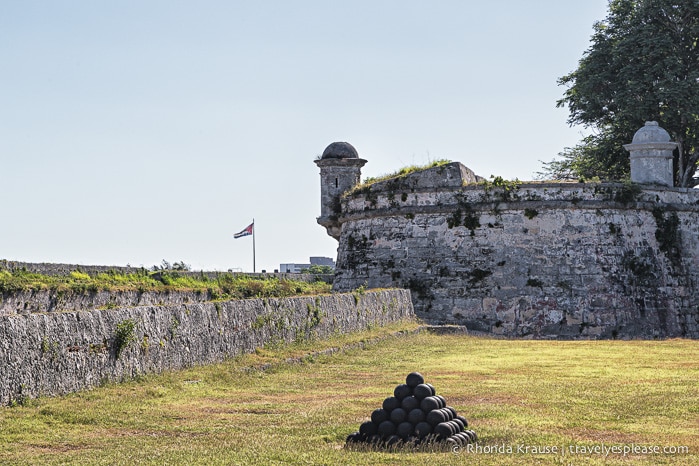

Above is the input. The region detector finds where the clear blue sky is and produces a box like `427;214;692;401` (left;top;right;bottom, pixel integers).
1;1;610;272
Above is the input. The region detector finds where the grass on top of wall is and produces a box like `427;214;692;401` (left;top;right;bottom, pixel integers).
0;268;332;299
0;326;697;466
346;159;453;195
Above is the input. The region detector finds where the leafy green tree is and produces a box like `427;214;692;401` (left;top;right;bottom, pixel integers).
547;0;699;186
300;264;334;275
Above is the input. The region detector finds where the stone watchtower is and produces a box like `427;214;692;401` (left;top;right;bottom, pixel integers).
314;142;366;239
624;121;678;187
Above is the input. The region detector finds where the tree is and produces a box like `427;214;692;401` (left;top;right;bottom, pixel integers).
152;260;191;272
300;264;334;275
547;0;699;187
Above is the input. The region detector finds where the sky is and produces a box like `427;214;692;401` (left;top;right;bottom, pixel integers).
1;0;611;273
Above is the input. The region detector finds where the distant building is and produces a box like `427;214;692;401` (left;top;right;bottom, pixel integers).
279;256;335;273
310;256;335;267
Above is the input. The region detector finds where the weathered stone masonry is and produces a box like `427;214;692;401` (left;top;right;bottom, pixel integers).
317;138;699;339
0;290;414;405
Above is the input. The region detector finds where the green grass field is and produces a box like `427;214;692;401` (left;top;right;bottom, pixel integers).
1;323;697;465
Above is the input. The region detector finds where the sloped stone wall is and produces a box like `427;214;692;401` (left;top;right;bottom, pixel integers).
333;180;699;339
0;289;413;405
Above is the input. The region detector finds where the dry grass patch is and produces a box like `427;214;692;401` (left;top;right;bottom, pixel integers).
1;331;697;465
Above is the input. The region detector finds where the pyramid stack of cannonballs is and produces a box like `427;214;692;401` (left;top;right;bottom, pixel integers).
346;372;477;449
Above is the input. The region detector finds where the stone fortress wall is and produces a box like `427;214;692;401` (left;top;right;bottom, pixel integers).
317;124;699;339
0;288;414;405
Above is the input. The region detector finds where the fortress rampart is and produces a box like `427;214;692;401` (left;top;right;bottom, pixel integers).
0;289;413;405
316;138;699;339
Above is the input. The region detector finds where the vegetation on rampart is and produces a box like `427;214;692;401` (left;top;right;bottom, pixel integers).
0;269;332;300
345;159;452;196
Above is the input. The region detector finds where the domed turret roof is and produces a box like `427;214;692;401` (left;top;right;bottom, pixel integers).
321;142;359;160
632;121;671;144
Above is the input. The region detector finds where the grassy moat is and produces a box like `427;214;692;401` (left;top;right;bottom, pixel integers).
0;322;696;465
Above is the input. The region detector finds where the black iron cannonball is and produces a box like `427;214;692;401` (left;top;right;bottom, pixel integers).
456;415;468;428
445;406;457;419
385;434;402;447
396;421;413;439
441;407;454;421
359;421;377;436
346;432;362;444
435;395;447;408
420;396;440;412
382;396;400;412
401;395;419;411
447;420;461;434
408;408;425;424
377;420;396;438
405;372;425;388
413;383;432;400
453;432;471;446
426;409;447;426
414;421;432;439
464;429;478;442
434;422;453;439
371;408;389;424
452;417;465;431
404;435;420;447
389;407;407;424
426;383;436;396
393;383;412;400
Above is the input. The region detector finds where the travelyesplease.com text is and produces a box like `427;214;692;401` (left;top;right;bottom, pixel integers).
453;443;690;457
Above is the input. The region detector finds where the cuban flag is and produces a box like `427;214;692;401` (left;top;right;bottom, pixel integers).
234;223;254;239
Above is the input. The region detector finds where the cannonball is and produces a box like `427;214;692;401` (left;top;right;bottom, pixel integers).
456;415;468;428
435;395;446;408
408;408;425;424
377;420;396;438
393;383;412;400
382;396;400;411
434;422;453;439
464;429;478;442
426;383;436;395
445;406;457;419
371;408;389;425
453;432;470;446
346;432;362;444
368;434;382;444
442;421;457;437
413;383;432;400
359;420;377;436
414;421;432;439
420;396;440;412
396;421;413;439
447;420;461;434
426;409;447;426
452;417;465;431
385;434;401;447
441;407;454;421
401;395;419;411
445;437;459;449
405;372;425;388
404;435;419;446
389;407;407;424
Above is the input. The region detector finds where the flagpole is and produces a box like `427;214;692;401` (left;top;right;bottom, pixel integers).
252;218;256;273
